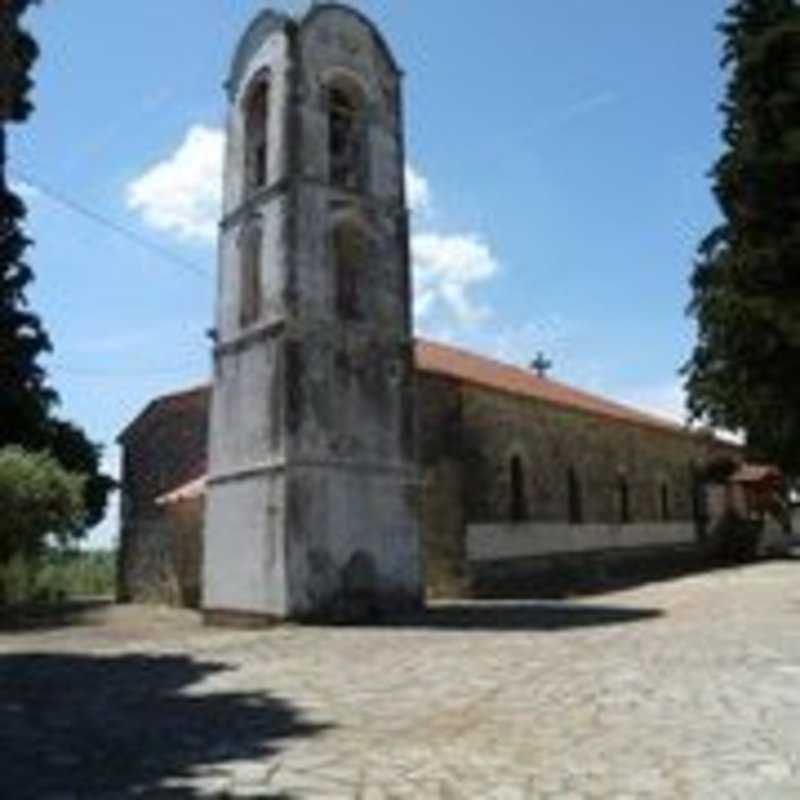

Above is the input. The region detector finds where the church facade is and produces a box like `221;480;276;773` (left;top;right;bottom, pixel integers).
116;5;741;621
117;337;738;613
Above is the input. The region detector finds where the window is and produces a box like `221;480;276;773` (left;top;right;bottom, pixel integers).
568;466;583;525
328;76;366;190
660;481;671;521
510;455;527;522
618;475;631;524
239;225;263;328
333;220;367;320
243;78;269;195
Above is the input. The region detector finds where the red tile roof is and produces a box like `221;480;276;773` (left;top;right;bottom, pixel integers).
730;464;782;485
117;384;210;444
142;338;715;506
415;338;688;436
156;473;207;506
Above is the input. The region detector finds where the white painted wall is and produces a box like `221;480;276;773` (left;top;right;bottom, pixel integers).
467;522;696;563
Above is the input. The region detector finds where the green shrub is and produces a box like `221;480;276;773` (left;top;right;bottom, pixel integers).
0;447;86;601
708;509;763;563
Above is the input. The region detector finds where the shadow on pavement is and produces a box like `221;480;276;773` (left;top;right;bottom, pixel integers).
0;652;329;798
389;600;664;631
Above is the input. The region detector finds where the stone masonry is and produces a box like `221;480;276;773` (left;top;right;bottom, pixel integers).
117;6;745;613
202;5;422;623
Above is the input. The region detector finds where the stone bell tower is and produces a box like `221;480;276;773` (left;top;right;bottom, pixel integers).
202;4;422;622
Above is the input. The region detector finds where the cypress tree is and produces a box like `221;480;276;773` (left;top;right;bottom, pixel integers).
0;2;114;544
0;0;55;446
684;0;800;471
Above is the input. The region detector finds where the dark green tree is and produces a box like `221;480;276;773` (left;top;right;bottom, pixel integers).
0;0;55;446
0;2;114;543
684;0;800;472
43;419;115;531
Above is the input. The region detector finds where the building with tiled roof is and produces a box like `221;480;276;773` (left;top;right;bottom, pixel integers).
117;337;740;606
116;4;759;618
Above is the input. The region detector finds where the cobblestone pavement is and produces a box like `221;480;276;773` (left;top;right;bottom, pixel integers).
3;562;800;798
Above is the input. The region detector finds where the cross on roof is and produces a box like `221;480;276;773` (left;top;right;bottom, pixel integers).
530;351;553;379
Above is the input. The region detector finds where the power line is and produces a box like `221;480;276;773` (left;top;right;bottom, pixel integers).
51;359;208;378
9;168;213;281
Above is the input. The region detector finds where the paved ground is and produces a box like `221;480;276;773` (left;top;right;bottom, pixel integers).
2;562;800;799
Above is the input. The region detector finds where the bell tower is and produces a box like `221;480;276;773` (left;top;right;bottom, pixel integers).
203;4;422;622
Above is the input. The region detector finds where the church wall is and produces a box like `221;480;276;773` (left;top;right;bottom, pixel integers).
118;389;209;517
223;17;291;218
460;386;701;526
117;389;208;605
203;5;422;622
117;501;203;609
203;471;288;616
418;373;466;597
169;498;204;608
207;336;285;478
116;371;743;607
468;522;697;562
118;515;177;605
416;379;723;599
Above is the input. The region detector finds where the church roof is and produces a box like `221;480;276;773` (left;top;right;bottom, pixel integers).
117;383;210;445
138;338;710;508
156;472;207;506
415;338;688;437
125;338;690;448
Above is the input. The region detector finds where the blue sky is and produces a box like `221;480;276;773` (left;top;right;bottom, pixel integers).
11;0;730;547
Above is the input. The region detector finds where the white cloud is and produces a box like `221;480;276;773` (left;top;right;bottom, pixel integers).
126;126;501;330
411;231;499;328
126;125;224;243
11;179;40;202
127;130;435;236
405;163;432;216
405;164;500;330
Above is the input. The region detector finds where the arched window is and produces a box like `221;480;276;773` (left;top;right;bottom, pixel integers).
660;480;671;521
568;466;583;525
327;75;366;190
243;77;269;196
510;455;527;522
618;474;631;524
239;225;263;328
333;219;368;320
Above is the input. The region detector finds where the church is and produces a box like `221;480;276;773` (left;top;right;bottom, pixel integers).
117;4;743;623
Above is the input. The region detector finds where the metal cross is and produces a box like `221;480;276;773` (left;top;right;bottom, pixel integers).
530;351;553;379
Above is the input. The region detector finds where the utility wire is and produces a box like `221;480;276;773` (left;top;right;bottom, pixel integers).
10;168;213;281
51;359;208;378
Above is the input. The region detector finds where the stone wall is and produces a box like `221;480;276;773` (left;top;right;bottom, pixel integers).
117;368;738;607
418;373;464;596
117;499;203;608
417;377;736;599
460;386;704;526
117;387;208;605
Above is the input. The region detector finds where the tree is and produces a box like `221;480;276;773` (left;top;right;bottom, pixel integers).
44;419;115;531
0;2;114;542
0;447;85;565
0;0;55;446
683;0;800;472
